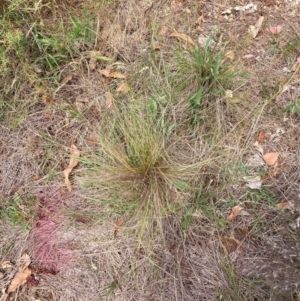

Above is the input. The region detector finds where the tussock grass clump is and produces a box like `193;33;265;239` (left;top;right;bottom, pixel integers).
82;100;217;241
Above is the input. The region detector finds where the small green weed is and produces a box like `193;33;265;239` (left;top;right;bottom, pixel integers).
245;187;277;208
174;37;241;124
269;31;300;63
0;195;34;230
275;95;300;116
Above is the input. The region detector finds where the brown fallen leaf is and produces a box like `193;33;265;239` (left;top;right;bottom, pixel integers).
116;218;124;227
290;57;300;72
7;253;32;294
264;0;274;6
18;253;31;271
249;16;264;38
195;15;205;25
8;187;19;196
61;74;72;85
116;82;130;93
105;92;113;108
263;152;279;166
227;205;243;221
0;261;13;269
170;32;196;46
222;235;244;253
45;111;53;119
276;201;296;210
7;268;31;294
98;69;126;79
109;71;126;79
32;174;41;181
257;130;265;143
64;144;80;192
225;50;235;60
43;95;55;104
152;42;161;50
98;69;111;77
222;236;238;252
86;137;97;144
114;217;124;237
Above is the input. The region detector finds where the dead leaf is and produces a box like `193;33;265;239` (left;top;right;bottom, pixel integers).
6;253;31;294
7;268;31;294
257;130;265;143
0;261;13;269
264;0;274;6
249;16;264;38
225;50;235;60
45;111;53;119
109;71;126;79
291;57;300;72
86;137;97;144
89;58;97;71
263;152;279;166
98;69;111;77
64;144;80;192
43;95;54;104
222;236;238;252
8;187;19;196
99;69;126;79
114;217;124;237
60;188;68;195
152;42;161;50
222;235;245;253
170;32;196;46
116;82;130;93
243;175;262;189
227;205;243;221
32;175;41;181
61;74;72;85
195;15;205;25
105;92;112;108
276;201;296;210
266;24;283;35
116;218;124;227
18;253;31;271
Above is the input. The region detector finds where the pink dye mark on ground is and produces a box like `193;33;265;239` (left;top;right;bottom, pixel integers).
29;190;74;273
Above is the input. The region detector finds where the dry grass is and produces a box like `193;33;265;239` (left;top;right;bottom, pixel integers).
1;0;300;300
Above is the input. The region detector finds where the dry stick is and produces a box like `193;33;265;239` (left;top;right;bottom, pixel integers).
94;14;101;49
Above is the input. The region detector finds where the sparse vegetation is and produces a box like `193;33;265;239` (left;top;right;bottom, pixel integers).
1;0;300;300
